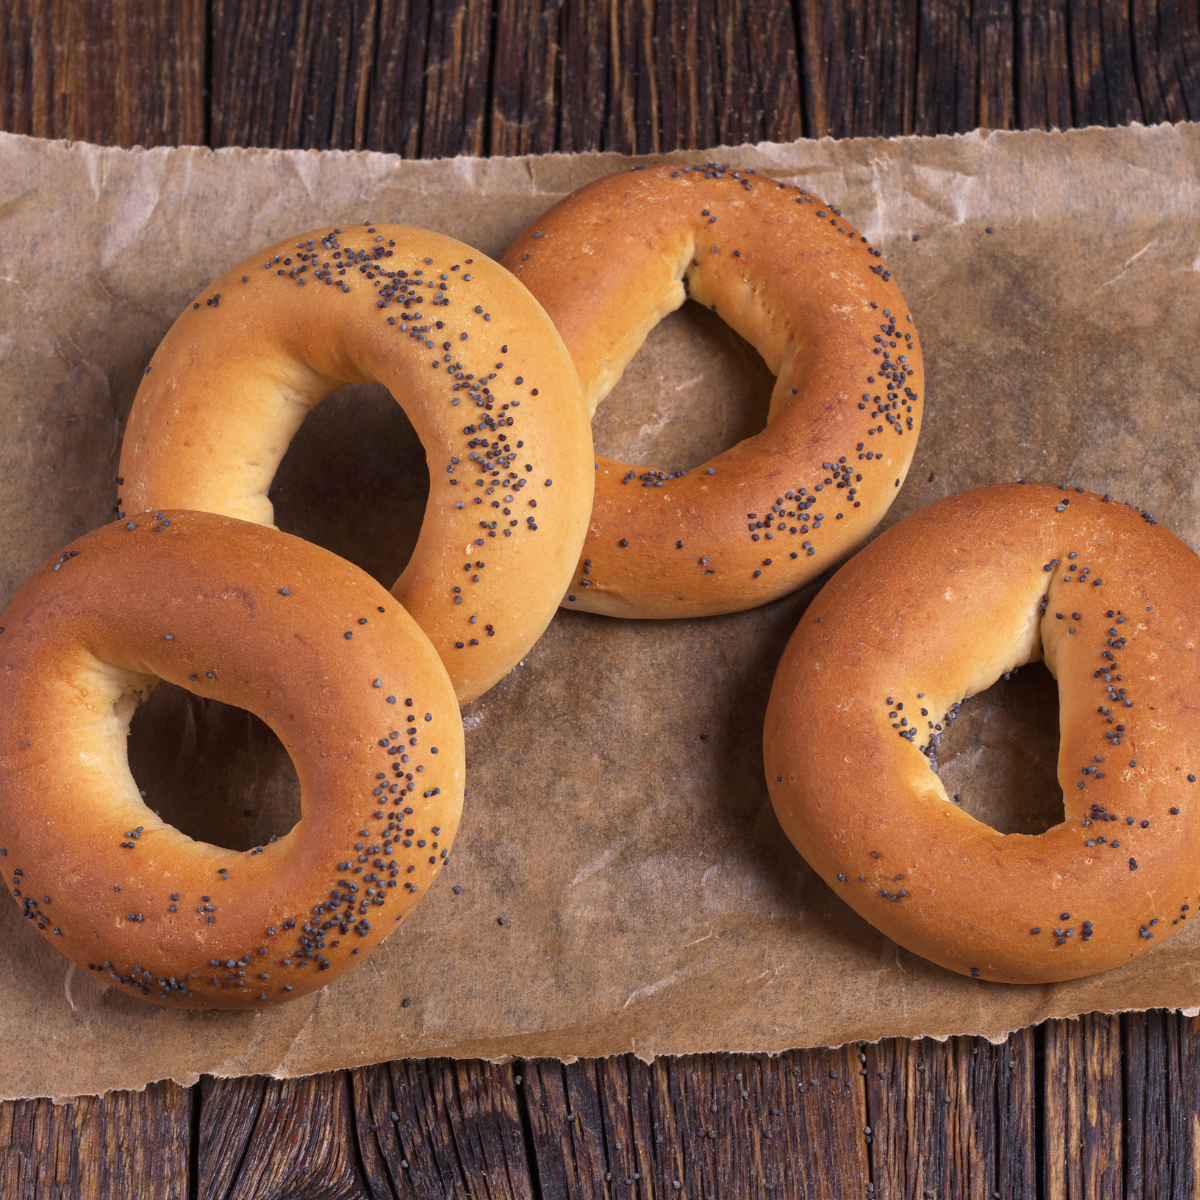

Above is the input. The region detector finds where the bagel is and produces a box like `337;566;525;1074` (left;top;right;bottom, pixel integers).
764;482;1200;984
0;510;464;1009
118;225;594;704
502;162;924;618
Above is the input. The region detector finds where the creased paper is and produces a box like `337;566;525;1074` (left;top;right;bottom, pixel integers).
2;123;1200;1101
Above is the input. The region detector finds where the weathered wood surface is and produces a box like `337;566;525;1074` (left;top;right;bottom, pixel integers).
3;1018;1197;1196
5;1;1200;1195
4;0;1199;152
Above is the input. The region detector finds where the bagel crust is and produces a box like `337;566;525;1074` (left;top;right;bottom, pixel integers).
0;511;465;1009
118;225;594;704
502;163;924;618
765;482;1200;984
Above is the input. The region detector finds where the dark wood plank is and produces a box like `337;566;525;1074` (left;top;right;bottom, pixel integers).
642;0;802;149
680;0;721;152
797;0;853;140
1017;0;1074;129
1131;0;1200;124
864;1029;1036;1200
996;1026;1037;1199
199;1071;367;1200
198;1074;267;1200
866;1036;954;1198
599;1055;648;1195
975;0;1017;129
795;0;828;139
771;1048;872;1197
0;1080;190;1200
209;0;295;149
635;1054;688;1196
801;0;923;139
210;0;379;151
362;0;427;158
561;1061;613;1195
518;1058;588;1196
558;0;609;153
630;0;659;155
522;1048;869;1197
1068;0;1143;127
491;0;563;157
1122;1010;1196;1200
0;0;204;147
605;0;655;156
1043;1013;1124;1200
713;0;750;149
420;0;492;158
656;1056;721;1197
1178;1013;1200;1200
915;0;974;135
363;1059;455;1198
795;0;833;139
5;1017;1200;1197
732;0;803;147
653;0;690;152
212;0;491;156
861;0;920;138
353;1058;532;1199
13;0;1200;153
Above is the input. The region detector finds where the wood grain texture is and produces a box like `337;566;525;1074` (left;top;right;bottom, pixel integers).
518;1047;870;1198
209;0;383;152
0;0;205;147
198;1072;368;1200
1130;0;1200;125
865;1029;1036;1199
353;1057;532;1199
0;1080;191;1200
558;0;609;152
491;0;562;156
1044;1013;1124;1200
13;0;1200;153
1122;1010;1197;1200
7;1018;1198;1196
1069;0;1142;128
1017;0;1073;129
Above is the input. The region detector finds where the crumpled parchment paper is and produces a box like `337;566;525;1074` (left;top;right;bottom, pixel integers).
1;122;1199;1101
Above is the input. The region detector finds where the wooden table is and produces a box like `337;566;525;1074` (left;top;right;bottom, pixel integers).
3;3;1200;1195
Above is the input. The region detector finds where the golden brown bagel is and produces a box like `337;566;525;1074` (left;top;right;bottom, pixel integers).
0;511;464;1009
765;482;1200;984
502;163;924;618
118;225;594;704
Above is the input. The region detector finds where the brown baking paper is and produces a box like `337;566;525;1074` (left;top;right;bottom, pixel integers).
2;123;1200;1102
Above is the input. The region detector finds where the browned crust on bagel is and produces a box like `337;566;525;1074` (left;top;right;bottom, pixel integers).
0;511;464;1009
118;226;593;703
765;482;1200;984
503;163;924;619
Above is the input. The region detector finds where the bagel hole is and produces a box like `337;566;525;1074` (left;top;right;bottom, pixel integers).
934;660;1063;836
592;300;774;469
270;382;429;586
126;681;301;851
